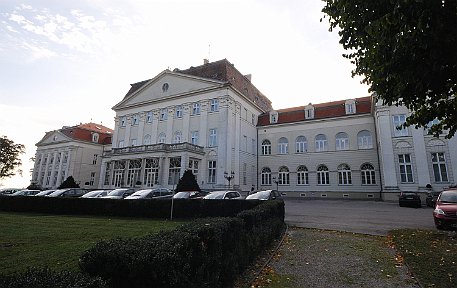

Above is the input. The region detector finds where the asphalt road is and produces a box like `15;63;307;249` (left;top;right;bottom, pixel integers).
284;199;436;235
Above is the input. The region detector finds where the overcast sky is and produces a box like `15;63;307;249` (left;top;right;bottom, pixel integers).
0;0;369;188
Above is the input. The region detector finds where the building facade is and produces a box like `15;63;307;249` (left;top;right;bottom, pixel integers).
32;123;112;189
99;59;271;192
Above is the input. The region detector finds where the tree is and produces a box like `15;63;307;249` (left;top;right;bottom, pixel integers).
322;0;457;137
58;176;80;189
0;136;25;180
175;170;200;192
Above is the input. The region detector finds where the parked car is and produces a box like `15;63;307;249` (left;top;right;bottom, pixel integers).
47;188;88;198
102;188;136;199
398;192;421;208
245;190;282;201
35;190;56;197
0;188;22;196
203;190;243;200
433;189;457;230
426;191;441;207
125;188;173;199
81;190;110;198
173;191;208;199
9;189;40;196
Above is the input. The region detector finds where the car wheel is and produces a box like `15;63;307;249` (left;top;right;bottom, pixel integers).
436;224;444;230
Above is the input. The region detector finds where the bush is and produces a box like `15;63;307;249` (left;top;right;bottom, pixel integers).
79;201;285;288
0;268;107;288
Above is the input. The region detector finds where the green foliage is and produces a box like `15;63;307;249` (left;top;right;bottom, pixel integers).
176;169;200;192
58;176;80;189
27;182;42;190
0;268;107;288
79;201;285;288
322;0;457;137
0;136;25;180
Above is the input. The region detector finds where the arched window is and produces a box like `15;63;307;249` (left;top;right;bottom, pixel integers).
261;167;271;185
315;134;328;152
357;130;373;149
297;165;309;185
361;163;376;185
278;137;289;154
335;132;349;150
261;139;271;155
158;133;166;144
173;131;182;144
317;164;329;185
278;166;290;185
143;134;151;145
338;164;352;185
296;136;307;153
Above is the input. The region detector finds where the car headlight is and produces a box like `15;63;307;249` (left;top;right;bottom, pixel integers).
434;208;445;215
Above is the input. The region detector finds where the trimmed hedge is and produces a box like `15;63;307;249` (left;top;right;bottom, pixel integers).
0;196;260;219
79;200;285;288
0;268;107;288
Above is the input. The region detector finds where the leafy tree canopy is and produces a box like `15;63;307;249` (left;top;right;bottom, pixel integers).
176;170;200;192
0;136;25;180
322;0;457;137
58;176;80;189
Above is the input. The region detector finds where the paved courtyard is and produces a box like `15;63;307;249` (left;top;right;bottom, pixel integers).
284;198;436;235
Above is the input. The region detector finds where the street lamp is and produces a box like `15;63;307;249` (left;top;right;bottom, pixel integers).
224;171;235;188
272;176;279;191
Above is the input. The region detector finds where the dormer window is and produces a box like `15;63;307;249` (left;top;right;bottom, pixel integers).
92;133;99;143
305;104;314;119
269;111;278;124
345;99;356;114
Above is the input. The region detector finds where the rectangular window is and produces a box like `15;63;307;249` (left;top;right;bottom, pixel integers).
315;140;327;152
191;131;199;145
89;172;95;186
393;115;408;137
146;111;153;123
168;157;181;185
144;158;159;187
160;108;168;120
92;154;98;165
208;129;217;147
210;99;219;112
399;154;414;183
297;170;309;185
118;140;124;148
208;160;216;183
432;152;448;182
131;139;137;146
189;159;199;178
336;138;349;150
192;103;201;115
175;105;183;118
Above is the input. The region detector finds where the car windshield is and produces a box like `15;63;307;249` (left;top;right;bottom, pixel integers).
48;189;67;196
11;190;26;196
107;189;127;196
82;191;104;198
204;192;225;199
439;191;457;203
246;191;270;200
130;190;151;197
173;192;190;198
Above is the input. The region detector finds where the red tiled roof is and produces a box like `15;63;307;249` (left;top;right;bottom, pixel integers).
123;59;272;112
257;96;372;126
60;122;112;145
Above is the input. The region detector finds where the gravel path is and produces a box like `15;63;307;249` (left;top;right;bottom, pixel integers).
249;227;421;288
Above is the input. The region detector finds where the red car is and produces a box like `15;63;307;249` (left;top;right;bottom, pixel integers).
433;189;457;230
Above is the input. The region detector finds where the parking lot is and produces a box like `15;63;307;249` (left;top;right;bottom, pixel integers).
284;199;436;235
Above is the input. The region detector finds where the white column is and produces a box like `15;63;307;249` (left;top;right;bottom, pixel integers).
166;108;174;143
234;103;241;187
200;102;208;147
137;112;146;145
412;128;431;188
124;115;131;145
152;110;159;143
112;117;119;148
182;104;190;142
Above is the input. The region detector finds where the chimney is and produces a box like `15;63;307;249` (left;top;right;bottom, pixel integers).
203;59;209;64
244;74;252;82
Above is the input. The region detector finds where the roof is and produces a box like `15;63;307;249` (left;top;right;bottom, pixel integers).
257;96;372;126
123;59;273;112
59;122;112;145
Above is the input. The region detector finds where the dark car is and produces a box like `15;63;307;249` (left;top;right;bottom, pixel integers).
433;189;457;230
102;188;136;199
398;192;421;208
47;188;88;198
245;190;283;201
172;191;209;199
426;191;441;207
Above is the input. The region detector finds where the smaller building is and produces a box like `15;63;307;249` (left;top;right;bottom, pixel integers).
32;123;113;189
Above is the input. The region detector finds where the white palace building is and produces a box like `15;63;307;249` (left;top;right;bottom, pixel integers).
33;59;457;201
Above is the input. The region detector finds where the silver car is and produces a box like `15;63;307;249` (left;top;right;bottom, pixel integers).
203;190;243;200
102;188;136;199
125;188;173;199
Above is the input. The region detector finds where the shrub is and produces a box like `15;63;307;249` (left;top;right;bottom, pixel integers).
0;268;107;288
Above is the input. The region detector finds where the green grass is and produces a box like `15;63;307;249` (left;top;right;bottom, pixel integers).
390;229;457;288
0;212;185;275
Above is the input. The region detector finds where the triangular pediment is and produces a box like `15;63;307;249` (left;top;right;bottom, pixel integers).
36;130;73;146
113;71;225;110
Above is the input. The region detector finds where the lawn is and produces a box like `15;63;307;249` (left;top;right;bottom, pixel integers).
390;229;457;288
0;212;185;275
